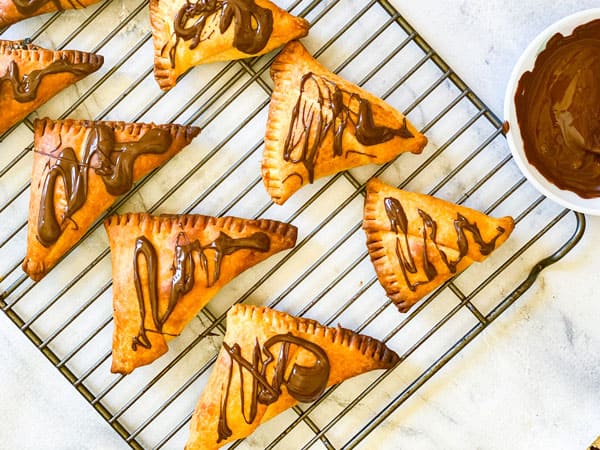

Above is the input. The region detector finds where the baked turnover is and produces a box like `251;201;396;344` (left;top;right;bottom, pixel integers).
263;41;428;205
105;213;297;374
149;0;309;90
186;304;398;449
0;40;103;136
23;118;200;280
363;178;514;312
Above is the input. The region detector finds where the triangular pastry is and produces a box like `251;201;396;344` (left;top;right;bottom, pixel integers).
262;41;428;205
363;178;514;312
0;0;101;28
104;213;298;375
149;0;309;90
0;40;103;136
23;118;201;281
186;304;399;449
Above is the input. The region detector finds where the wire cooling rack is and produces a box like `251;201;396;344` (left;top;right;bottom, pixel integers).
0;0;586;448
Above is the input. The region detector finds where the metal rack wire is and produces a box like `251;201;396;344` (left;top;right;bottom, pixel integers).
0;0;585;448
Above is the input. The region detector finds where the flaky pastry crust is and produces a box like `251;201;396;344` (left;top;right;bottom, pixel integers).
363;178;514;312
0;40;103;136
186;304;398;449
105;213;297;375
23;118;200;281
262;41;428;205
149;0;309;90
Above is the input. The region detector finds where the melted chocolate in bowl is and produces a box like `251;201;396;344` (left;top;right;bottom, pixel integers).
515;18;600;199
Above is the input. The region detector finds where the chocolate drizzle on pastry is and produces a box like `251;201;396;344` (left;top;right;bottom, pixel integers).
217;332;330;442
384;197;505;291
284;73;414;184
131;231;270;350
515;18;600;198
167;0;274;68
11;0;84;14
0;58;99;103
37;125;172;247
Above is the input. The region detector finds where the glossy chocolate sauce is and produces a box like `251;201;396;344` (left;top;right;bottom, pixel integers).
384;197;505;291
515;19;600;198
0;58;99;103
131;230;270;350
168;0;273;68
131;236;158;350
217;333;330;442
37;125;172;247
284;73;414;184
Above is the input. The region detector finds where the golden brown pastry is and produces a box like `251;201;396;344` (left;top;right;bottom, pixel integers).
0;40;103;136
589;436;600;450
262;41;428;205
363;178;514;312
0;0;101;28
104;213;298;375
149;0;309;90
186;304;399;450
23;118;200;281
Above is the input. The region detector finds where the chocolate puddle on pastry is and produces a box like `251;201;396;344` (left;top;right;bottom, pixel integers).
515;18;600;198
284;73;414;184
0;58;99;103
217;333;330;442
166;0;273;68
384;197;505;292
131;231;270;350
37;125;172;247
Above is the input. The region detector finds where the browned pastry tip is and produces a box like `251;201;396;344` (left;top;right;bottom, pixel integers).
262;40;428;205
23;119;200;281
185;304;398;449
588;435;600;450
104;213;297;375
363;178;514;312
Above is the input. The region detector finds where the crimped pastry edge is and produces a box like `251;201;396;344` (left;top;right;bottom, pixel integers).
0;39;104;68
33;117;201;142
363;179;397;305
262;42;305;205
103;212;298;247
228;303;399;368
149;0;177;91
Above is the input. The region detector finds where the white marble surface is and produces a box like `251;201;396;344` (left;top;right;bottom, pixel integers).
1;0;600;449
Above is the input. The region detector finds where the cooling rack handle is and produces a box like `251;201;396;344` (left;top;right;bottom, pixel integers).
486;209;586;322
341;209;586;450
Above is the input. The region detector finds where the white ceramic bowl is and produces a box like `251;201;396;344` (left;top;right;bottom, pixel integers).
504;8;600;215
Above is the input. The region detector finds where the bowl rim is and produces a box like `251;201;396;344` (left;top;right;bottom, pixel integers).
504;8;600;216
